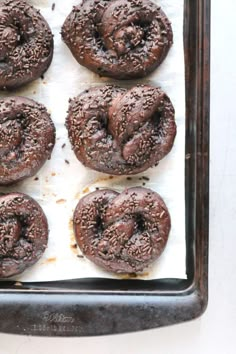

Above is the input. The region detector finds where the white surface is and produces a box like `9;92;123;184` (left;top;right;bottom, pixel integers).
0;0;186;281
0;0;236;352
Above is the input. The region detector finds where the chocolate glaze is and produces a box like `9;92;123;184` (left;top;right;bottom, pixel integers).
0;0;53;90
66;85;176;175
61;0;173;79
73;187;171;273
0;193;48;278
0;97;55;185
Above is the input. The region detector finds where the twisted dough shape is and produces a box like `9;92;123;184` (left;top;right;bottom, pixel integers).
62;0;173;79
0;97;55;185
0;0;53;89
66;85;176;175
73;187;171;273
0;193;48;278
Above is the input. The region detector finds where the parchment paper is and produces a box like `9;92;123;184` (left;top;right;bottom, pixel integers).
0;0;186;281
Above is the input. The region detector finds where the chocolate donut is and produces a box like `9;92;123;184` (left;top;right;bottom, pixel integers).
0;97;55;185
73;187;171;273
0;193;48;278
66;85;176;175
0;0;53;90
61;0;173;79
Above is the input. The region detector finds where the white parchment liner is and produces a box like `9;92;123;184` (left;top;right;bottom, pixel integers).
0;0;186;281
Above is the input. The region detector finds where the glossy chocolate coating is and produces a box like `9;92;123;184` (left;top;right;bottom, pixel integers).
0;97;55;185
73;187;171;273
0;193;48;278
0;0;53;90
61;0;173;79
66;85;176;175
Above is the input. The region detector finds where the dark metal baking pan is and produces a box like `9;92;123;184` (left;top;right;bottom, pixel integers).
0;0;210;336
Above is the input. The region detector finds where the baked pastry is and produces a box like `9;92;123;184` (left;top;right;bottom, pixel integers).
0;0;53;90
61;0;173;79
73;187;171;273
66;85;176;175
0;193;48;278
0;97;55;185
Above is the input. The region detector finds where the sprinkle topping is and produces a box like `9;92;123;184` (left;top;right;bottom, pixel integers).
0;0;53;89
73;187;171;273
0;192;48;278
66;85;176;175
61;0;173;79
0;97;55;185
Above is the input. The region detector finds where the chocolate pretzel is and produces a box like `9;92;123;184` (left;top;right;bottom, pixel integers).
0;97;55;185
73;187;171;273
66;85;176;175
0;193;48;278
0;0;53;90
61;0;173;79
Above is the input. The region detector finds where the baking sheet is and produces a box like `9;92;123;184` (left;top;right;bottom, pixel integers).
0;0;186;281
